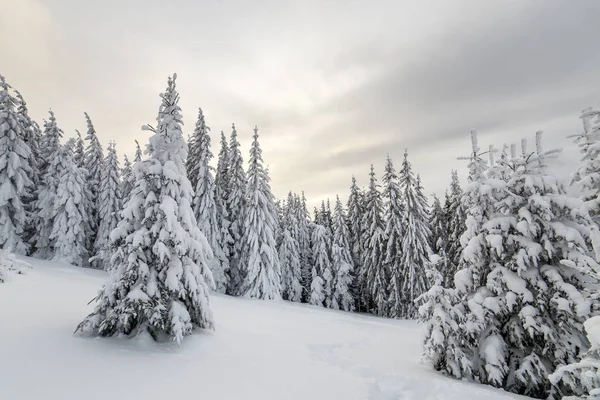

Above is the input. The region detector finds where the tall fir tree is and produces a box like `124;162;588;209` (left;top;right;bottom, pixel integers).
190;109;229;293
239;127;281;299
442;170;466;287
226;123;247;295
0;75;33;254
75;74;214;345
14;89;41;249
429;194;446;257
296;192;312;302
186;108;208;193
73;130;85;168
310;223;333;307
90;142;121;270
429;193;452;291
33;110;64;258
83;112;104;245
120;154;133;201
50;146;90;266
347;175;364;310
331;196;355;311
278;193;303;302
39;110;63;176
361;165;387;315
214;130;233;276
382;156;406;318
399;152;432;318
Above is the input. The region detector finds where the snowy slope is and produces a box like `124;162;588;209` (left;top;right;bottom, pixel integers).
0;257;524;400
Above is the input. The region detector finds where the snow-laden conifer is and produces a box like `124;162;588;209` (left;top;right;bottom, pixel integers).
278;193;303;302
310;223;333;307
429;194;446;259
226;123;247;295
347;176;364;309
460;133;598;397
50;146;90;266
382;156;405;317
83;112;104;243
399;153;431;318
120;154;133;201
191;109;229;292
295;192;312;301
442;170;466;287
0;76;33;254
360;165;387;315
239;127;281;299
73;130;85;168
214;130;233;277
39;110;63;175
75;74;214;345
90;142;121;270
331;196;354;311
186;108;207;193
14;90;41;249
33;111;65;258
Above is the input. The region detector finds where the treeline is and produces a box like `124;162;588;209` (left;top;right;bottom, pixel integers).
0;72;436;319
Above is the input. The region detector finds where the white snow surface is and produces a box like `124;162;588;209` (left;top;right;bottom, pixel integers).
0;257;525;400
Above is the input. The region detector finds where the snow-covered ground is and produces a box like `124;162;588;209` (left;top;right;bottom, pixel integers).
0;257;523;400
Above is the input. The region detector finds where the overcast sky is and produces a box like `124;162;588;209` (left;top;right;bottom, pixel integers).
2;0;600;207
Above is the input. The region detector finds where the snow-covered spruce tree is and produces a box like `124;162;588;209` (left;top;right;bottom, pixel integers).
417;263;469;378
331;196;355;311
295;192;312;302
214;130;233;275
191;109;229;293
571;108;600;223
310;223;333;307
456;133;599;398
226;123;247;295
442;170;466;288
75;74;214;345
39;110;63;174
550;316;600;399
347;175;365;310
215;130;230;203
238;126;281;299
0;76;33;254
429;194;447;258
73;130;85;168
14;89;41;248
32;111;65;258
14;90;41;179
186;107;207;193
399;152;432;319
382;156;406;318
420;131;498;383
120;154;133;201
90;142;121;270
50;146;90;266
83;112;104;245
361;165;387;315
278;192;303;302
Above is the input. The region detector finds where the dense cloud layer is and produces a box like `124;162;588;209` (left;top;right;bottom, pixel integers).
2;0;599;206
